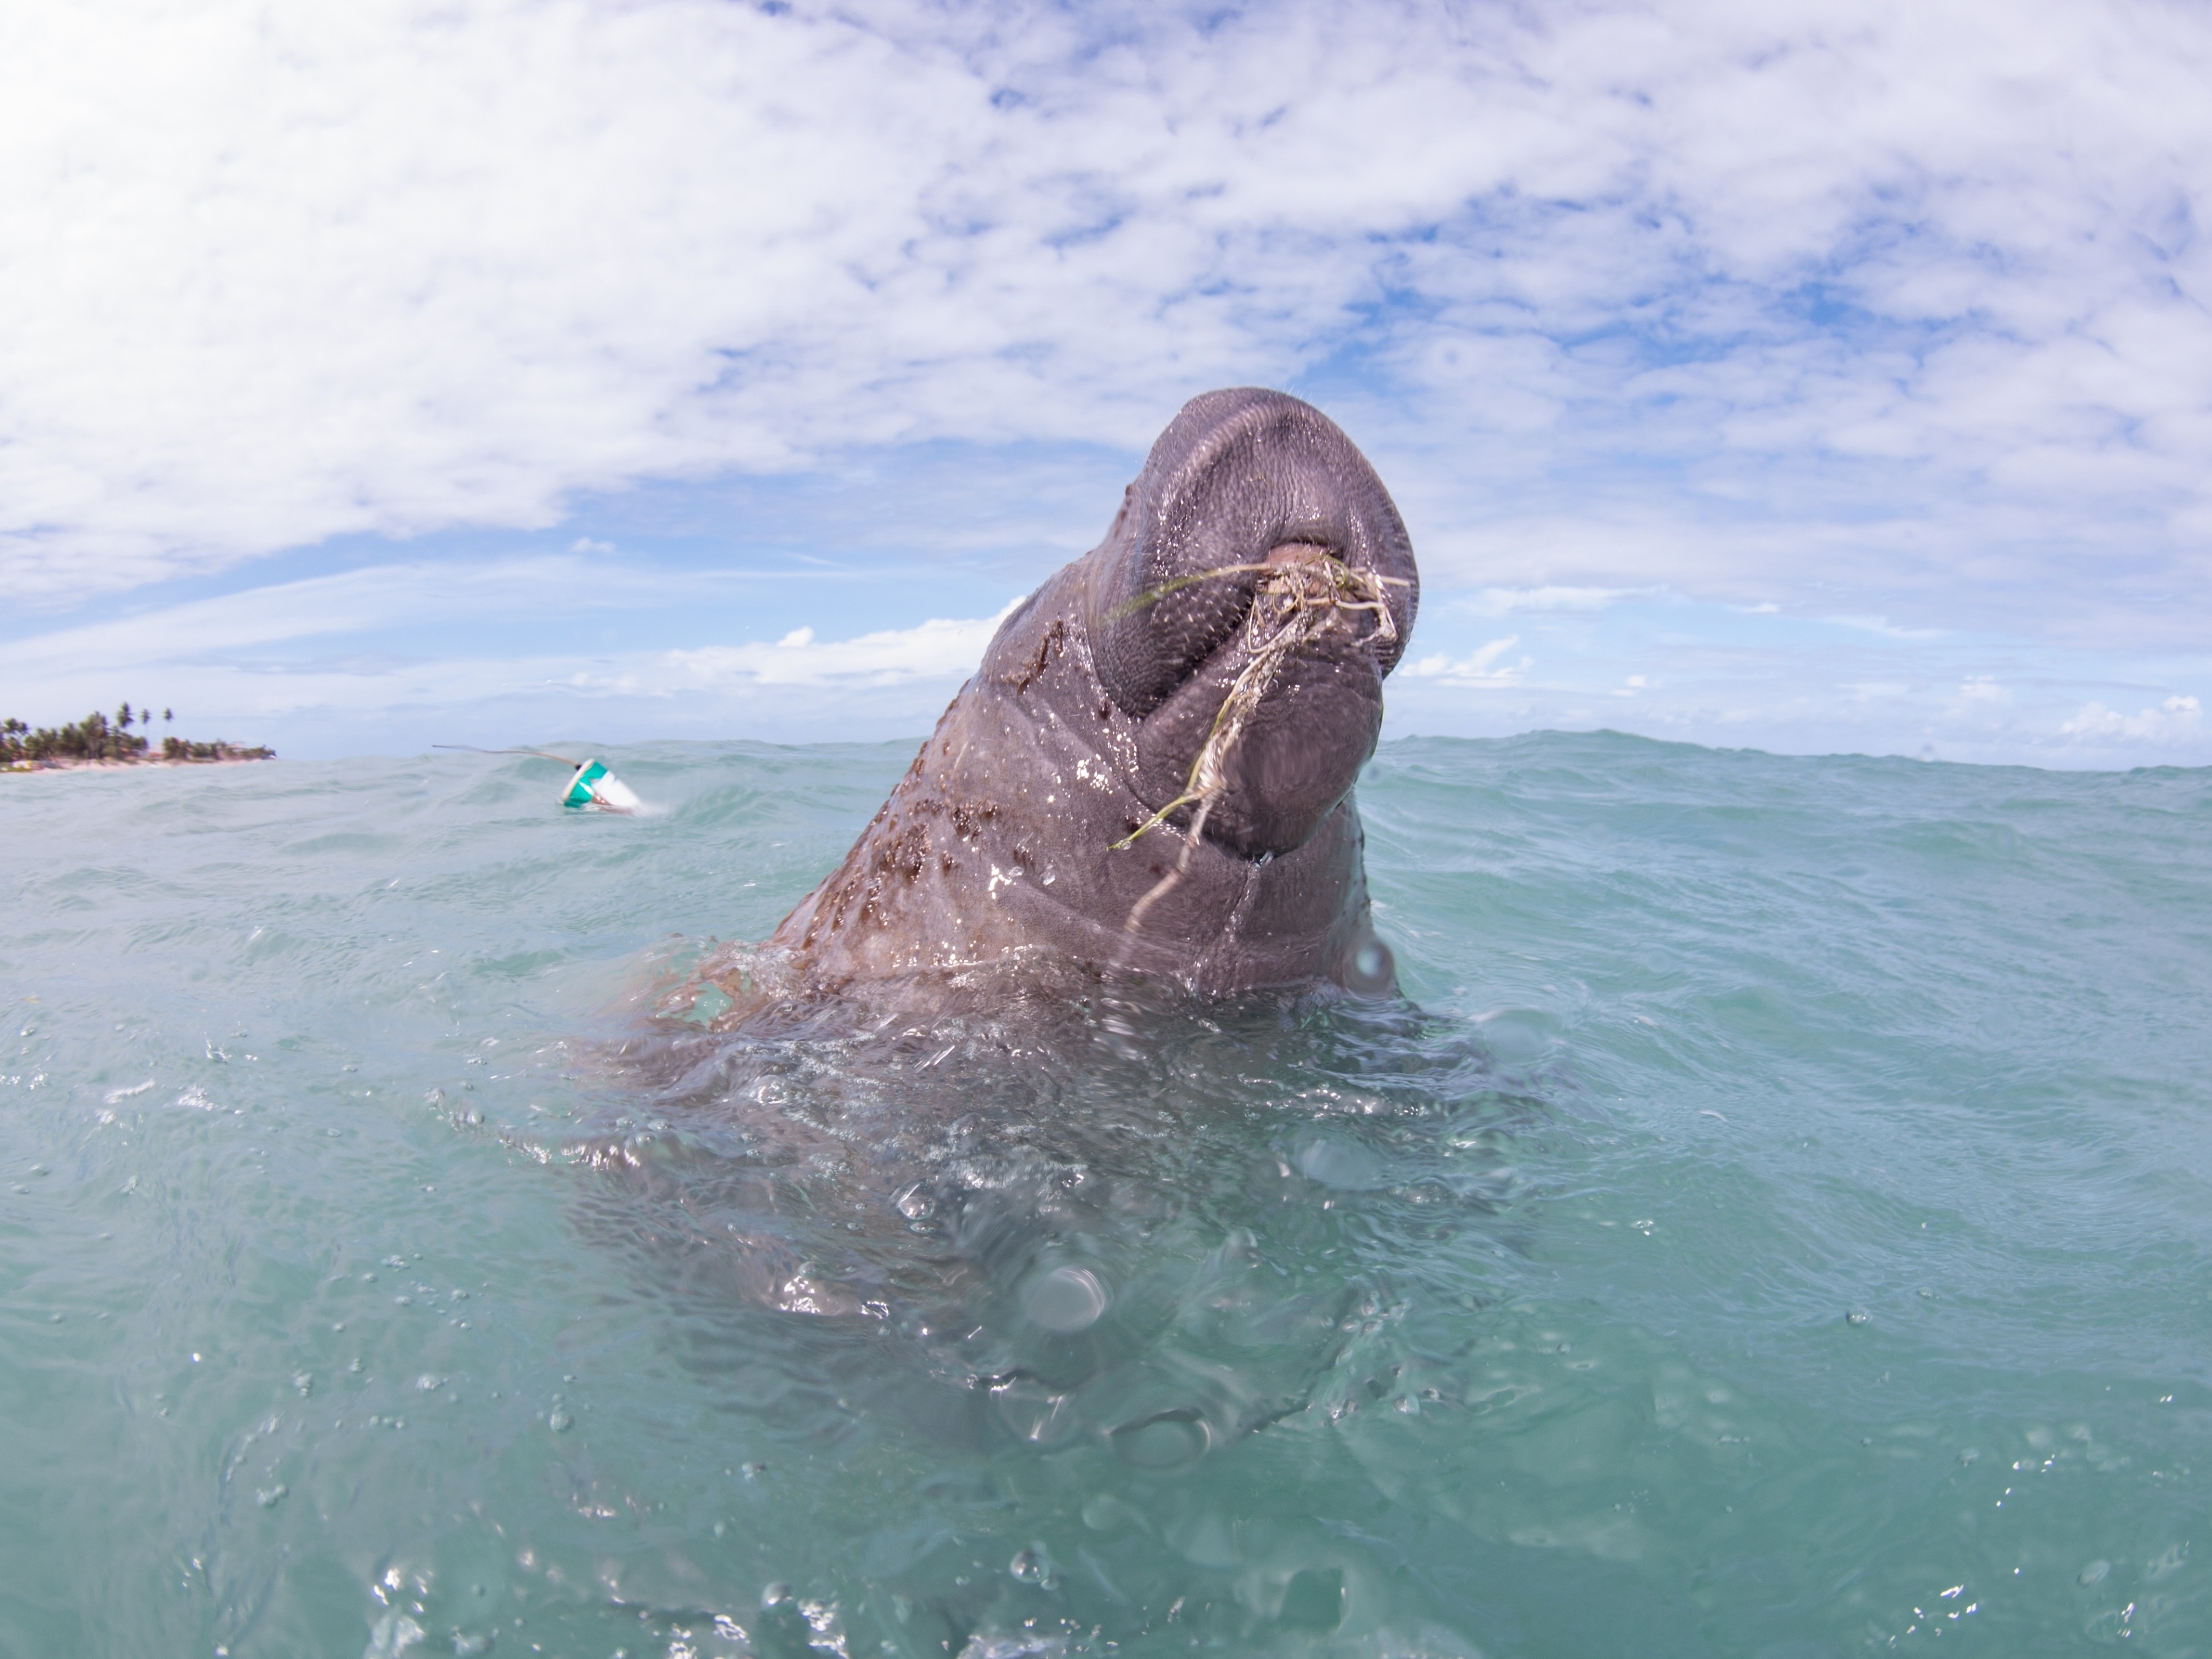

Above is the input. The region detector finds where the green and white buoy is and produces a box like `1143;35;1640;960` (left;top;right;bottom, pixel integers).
434;745;643;815
559;757;642;814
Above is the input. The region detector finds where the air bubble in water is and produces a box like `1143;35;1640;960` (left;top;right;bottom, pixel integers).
1022;1265;1108;1332
1010;1545;1052;1586
1345;939;1393;994
548;1410;572;1433
2079;1560;2112;1586
1846;1309;1871;1326
991;1379;1075;1447
1110;1409;1211;1471
1295;1138;1383;1190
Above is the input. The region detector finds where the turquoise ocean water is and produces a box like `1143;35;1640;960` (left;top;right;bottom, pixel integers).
3;732;2207;1657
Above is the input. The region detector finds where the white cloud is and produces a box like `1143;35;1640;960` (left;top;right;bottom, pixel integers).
2061;693;2204;744
1461;586;1640;617
1820;616;1950;643
0;0;2208;656
666;604;1019;689
1408;635;1530;687
0;554;751;676
0;554;1016;745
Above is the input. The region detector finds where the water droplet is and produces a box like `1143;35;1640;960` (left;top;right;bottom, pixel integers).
1022;1265;1108;1332
1009;1545;1052;1586
547;1410;572;1433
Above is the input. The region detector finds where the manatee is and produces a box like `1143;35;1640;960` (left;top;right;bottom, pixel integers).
767;388;1419;999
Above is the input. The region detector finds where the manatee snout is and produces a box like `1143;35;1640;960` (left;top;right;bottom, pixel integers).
1087;389;1419;859
765;385;1415;997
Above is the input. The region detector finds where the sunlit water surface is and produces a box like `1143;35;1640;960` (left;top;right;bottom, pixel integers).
4;733;2208;1658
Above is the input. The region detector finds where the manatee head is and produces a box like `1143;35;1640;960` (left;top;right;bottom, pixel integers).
1083;388;1419;859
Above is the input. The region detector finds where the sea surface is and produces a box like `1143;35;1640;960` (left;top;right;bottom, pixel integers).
4;732;2208;1658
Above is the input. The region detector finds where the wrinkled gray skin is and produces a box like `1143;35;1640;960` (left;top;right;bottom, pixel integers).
768;388;1419;998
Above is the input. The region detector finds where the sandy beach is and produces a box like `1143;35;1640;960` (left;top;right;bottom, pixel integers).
1;752;273;775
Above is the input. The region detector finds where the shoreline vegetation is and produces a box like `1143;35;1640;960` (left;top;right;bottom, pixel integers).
2;704;273;773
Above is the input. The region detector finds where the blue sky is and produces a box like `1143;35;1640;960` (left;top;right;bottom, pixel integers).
4;0;2208;766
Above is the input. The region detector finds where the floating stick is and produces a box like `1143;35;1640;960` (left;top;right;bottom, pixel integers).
432;743;580;765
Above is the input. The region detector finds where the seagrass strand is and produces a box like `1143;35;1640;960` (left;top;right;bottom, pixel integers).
1114;557;1401;941
1113;556;1400;859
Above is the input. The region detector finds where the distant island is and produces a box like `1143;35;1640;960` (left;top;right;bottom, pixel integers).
1;704;273;772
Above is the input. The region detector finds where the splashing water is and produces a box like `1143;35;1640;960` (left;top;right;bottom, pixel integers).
2;733;2208;1656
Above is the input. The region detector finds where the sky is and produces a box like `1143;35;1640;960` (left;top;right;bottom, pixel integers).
4;0;2209;767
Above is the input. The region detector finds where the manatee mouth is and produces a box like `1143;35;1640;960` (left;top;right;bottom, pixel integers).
1086;390;1420;859
1117;546;1402;857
